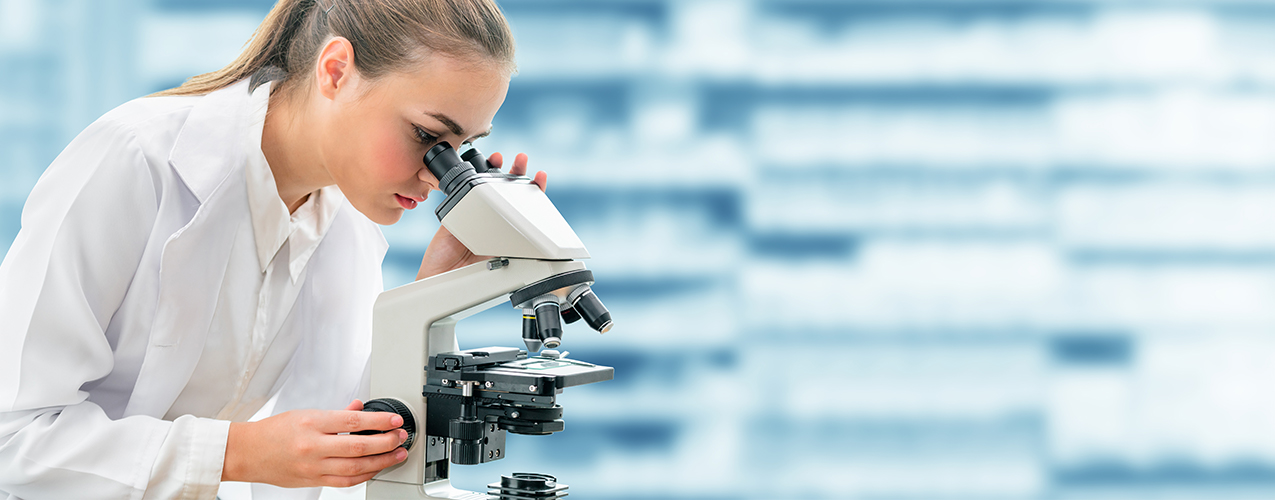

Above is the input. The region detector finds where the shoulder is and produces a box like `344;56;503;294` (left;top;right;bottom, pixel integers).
34;95;213;222
47;96;201;190
100;94;201;129
86;95;202;157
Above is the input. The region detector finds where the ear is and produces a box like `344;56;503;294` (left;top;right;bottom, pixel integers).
315;37;358;101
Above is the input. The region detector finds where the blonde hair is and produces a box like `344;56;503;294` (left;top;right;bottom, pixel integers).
152;0;515;98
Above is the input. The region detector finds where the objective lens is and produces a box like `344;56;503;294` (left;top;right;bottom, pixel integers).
560;305;582;324
572;289;613;333
534;301;563;349
522;309;542;352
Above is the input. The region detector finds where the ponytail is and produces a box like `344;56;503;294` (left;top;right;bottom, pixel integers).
151;0;515;98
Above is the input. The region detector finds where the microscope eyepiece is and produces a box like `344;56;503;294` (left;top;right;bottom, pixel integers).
460;147;492;173
424;143;479;195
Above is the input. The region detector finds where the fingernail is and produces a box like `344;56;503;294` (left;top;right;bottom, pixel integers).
396;449;408;461
399;430;408;443
391;415;404;427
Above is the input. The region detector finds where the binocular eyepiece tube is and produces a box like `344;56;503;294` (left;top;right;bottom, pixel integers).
425;143;493;195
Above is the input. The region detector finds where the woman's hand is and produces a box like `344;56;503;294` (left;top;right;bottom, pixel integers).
221;400;409;488
415;152;546;281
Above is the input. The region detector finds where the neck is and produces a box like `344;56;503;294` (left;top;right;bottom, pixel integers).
261;91;330;213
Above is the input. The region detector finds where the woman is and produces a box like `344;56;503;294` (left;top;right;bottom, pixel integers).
0;0;542;498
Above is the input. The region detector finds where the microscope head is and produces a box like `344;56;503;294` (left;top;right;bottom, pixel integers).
425;144;589;260
425;144;612;352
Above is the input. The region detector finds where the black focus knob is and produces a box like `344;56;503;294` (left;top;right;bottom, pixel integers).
353;398;416;450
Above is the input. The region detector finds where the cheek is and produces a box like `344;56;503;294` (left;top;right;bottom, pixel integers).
379;131;421;179
353;126;419;193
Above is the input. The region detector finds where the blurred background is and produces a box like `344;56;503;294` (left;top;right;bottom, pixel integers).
5;0;1275;498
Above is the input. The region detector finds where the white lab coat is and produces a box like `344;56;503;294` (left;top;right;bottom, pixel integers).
0;79;388;499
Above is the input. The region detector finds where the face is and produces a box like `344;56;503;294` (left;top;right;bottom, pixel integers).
317;52;510;225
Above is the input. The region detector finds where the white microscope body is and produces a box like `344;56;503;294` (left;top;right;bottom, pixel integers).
363;145;613;499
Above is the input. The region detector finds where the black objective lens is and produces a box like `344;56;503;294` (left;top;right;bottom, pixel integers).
572;289;613;333
522;309;542;352
424;144;478;195
560;305;582;324
534;301;563;349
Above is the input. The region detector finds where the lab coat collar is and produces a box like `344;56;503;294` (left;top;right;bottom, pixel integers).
167;79;254;203
241;82;345;280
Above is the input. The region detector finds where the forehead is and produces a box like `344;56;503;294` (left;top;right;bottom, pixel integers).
372;55;510;135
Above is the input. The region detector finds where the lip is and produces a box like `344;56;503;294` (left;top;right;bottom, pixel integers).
395;194;419;210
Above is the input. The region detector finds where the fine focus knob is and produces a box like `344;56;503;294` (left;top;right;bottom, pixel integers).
354;398;416;450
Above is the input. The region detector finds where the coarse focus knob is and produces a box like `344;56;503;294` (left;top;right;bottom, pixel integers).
353;398;416;450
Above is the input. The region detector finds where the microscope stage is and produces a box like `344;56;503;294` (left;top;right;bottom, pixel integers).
427;347;614;400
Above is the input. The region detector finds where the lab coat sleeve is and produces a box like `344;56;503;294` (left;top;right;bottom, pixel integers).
0;115;226;499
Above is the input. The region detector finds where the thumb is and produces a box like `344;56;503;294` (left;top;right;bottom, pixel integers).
345;400;363;411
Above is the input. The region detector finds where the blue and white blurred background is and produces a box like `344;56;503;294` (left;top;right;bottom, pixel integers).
6;0;1275;499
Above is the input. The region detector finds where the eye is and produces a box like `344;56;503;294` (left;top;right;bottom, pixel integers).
412;125;438;145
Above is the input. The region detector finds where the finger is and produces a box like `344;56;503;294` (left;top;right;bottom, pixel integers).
508;153;530;177
533;171;548;192
344;400;363;412
326;430;408;458
322;448;408;477
321;471;380;489
488;152;504;171
318;410;403;434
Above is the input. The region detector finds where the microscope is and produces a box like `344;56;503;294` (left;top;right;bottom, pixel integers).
360;144;615;499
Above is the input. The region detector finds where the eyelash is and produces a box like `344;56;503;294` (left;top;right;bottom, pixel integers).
412;125;438;145
413;125;473;148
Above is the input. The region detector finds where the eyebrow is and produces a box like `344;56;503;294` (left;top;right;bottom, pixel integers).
426;112;492;142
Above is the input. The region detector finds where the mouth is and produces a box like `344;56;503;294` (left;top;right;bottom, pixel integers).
395;194;422;210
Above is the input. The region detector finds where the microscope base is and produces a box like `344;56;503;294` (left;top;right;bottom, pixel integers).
366;478;492;499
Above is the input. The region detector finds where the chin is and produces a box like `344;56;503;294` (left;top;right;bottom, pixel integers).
353;202;404;226
372;210;405;226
